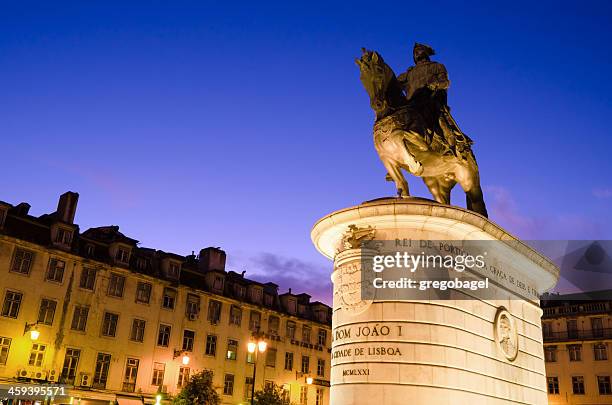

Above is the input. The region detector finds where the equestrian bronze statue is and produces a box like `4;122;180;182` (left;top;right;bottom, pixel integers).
356;43;488;217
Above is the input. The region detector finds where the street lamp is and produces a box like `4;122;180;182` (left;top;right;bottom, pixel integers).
173;350;190;365
24;322;40;341
247;336;267;405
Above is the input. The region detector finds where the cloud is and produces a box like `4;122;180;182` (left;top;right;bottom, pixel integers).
486;185;604;240
593;188;612;199
229;252;333;304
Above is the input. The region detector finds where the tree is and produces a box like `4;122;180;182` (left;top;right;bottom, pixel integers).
173;370;220;405
253;383;290;405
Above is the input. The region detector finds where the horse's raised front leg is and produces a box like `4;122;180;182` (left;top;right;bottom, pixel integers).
382;158;409;197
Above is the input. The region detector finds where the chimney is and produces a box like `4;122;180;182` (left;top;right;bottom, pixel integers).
14;203;31;216
56;192;79;224
198;247;226;272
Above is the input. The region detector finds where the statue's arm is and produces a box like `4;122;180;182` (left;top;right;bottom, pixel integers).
428;64;450;90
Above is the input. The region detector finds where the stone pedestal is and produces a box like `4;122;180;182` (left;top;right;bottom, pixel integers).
311;198;559;405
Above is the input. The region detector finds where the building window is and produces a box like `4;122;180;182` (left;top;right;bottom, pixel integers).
235;284;246;299
130;319;146;342
115;248;130;264
93;353;111;389
300;386;308;405
286;321;296;340
247;351;255;364
107;273;125;297
598;376;612;395
177;367;190;388
544;346;557;362
318;329;327;346
250;287;262;304
206;335;217;356
229;305;242;326
37;299;57;325
572;376;585;395
226;339;238;360
264;294;273;307
284;352;294;371
302;325;311;343
80;268;96;290
1;290;22;318
55;228;73;246
101;312;119;337
244;377;254;401
46;258;65;283
60;348;80;384
316;388;324;405
317;358;325;377
213;275;224;291
136;257;149;271
287;298;297;314
542;322;552;338
301;355;310;373
594;343;608;361
268;316;279;335
135;282;152;304
123;358;139;392
568;344;582;361
249;311;261;332
266;348;277;368
186;294;200;319
0;337;11;365
265;380;274;390
162;287;177;309
86;244;95;257
223;374;234;395
29;343;46;367
151;362;165;386
208;300;222;324
567;319;578;339
71;306;89;331
592;317;604;338
182;330;195;352
168;262;180;279
157;324;171;347
11;248;35;274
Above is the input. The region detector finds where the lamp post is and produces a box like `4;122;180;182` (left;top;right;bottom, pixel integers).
247;336;267;405
24;322;40;340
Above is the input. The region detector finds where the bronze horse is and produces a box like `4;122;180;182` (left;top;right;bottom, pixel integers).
356;49;488;217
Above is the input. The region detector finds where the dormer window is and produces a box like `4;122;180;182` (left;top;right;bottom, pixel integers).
136;257;149;271
264;294;273;307
85;244;95;257
0;207;7;228
51;224;75;250
213;275;224;291
287;299;297;315
168;262;180;279
115;248;130;265
250;287;263;304
234;284;246;299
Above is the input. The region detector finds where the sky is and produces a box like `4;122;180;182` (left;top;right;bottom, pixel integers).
1;1;611;304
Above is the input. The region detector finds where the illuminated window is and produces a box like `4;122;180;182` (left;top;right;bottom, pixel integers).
151;362;165;386
107;273;125;297
46;258;65;283
1;291;22;318
37;299;57;325
28;343;46;367
11;248;34;274
226;339;238;360
300;386;308;405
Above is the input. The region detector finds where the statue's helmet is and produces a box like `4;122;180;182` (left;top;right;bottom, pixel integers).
413;43;435;62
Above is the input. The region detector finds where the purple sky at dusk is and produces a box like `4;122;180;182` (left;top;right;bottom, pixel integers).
2;1;611;304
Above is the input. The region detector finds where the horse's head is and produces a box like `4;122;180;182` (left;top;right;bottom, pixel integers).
356;48;402;120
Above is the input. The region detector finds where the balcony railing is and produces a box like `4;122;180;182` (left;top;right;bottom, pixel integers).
544;328;612;342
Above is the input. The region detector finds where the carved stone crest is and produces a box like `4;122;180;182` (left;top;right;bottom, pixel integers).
340;224;376;251
494;308;518;361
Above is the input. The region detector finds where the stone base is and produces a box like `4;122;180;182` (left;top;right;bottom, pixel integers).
311;198;559;405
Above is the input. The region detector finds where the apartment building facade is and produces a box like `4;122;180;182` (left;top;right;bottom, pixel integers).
542;294;612;404
0;192;332;405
